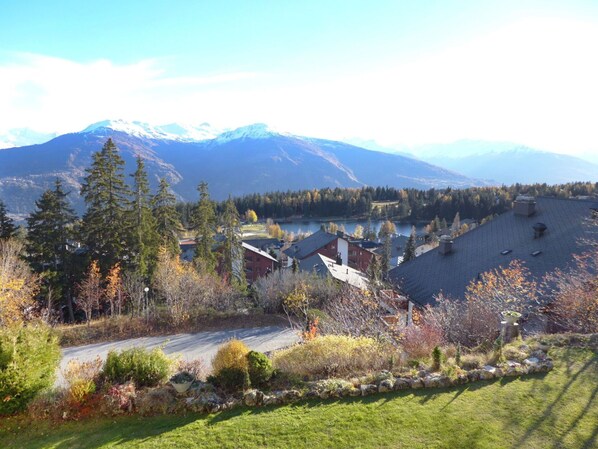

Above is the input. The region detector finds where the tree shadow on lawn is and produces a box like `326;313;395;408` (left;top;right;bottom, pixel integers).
505;351;598;449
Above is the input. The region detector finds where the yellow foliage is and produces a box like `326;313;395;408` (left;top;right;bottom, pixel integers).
0;240;37;326
212;339;250;374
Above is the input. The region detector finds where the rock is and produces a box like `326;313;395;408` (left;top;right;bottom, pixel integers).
480;366;496;380
410;378;424;389
467;370;481;382
418;370;428;378
348;387;361;397
455;374;469;385
304;390;319;399
243;389;263;407
360;384;378;396
378;379;394;393
524;357;540;365
263;395;282;406
393;378;411;391
281;390;302;403
318;390;330;400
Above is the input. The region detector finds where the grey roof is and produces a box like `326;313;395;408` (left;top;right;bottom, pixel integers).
283;229;337;260
299;253;369;289
242;238;282;251
388;197;598;306
373;235;410;260
242;242;278;263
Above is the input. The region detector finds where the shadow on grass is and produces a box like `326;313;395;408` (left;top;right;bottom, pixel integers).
508;350;598;449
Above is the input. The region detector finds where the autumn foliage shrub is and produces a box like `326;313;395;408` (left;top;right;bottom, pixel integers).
0;323;61;415
103;347;171;387
212;339;249;374
63;357;102;404
401;322;444;361
272;335;397;379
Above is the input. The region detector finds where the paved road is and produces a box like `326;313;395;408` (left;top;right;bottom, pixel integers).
59;326;299;384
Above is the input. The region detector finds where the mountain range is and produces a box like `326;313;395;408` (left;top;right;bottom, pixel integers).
346;139;598;186
0;120;476;218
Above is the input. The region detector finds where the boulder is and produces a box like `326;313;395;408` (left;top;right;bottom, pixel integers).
243;389;263;407
409;378;424;389
378;379;394;393
393;378;411;391
360;384;378;396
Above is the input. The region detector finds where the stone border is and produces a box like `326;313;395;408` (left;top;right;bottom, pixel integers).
183;358;554;414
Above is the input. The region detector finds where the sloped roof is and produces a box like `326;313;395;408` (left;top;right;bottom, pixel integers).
299;253;369;289
242;242;278;262
388;197;598;306
283;229;338;260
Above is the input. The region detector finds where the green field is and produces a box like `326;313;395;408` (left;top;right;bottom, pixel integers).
1;346;596;449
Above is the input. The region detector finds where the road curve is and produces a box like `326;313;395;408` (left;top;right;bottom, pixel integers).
58;326;300;384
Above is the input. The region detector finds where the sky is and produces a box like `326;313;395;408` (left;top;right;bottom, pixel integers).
1;0;598;155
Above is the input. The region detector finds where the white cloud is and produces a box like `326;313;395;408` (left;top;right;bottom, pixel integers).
1;17;597;156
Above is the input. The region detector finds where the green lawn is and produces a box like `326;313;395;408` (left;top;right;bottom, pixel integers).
1;346;596;449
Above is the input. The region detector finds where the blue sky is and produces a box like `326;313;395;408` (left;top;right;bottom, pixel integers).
1;0;598;154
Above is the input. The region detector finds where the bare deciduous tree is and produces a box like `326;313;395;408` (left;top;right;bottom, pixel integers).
76;260;103;325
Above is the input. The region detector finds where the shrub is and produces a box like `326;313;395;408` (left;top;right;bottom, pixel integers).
0;324;61;415
432;346;442;371
177;358;207;381
212;339;250;374
63;357;102;404
455;343;462;366
103;347;171;387
101;382;136;415
401;322;444;360
272;335;397;379
209;367;248;392
27;389;66;420
247;351;273;387
460;353;485;370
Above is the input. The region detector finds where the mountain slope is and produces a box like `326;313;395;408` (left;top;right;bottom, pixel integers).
415;141;598;184
0;121;477;217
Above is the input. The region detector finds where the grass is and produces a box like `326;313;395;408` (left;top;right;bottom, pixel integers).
241;223;270;238
1;344;596;448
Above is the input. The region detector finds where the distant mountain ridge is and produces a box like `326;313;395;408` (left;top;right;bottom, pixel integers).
0;120;477;218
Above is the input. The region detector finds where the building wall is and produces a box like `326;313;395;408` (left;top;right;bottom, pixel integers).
244;249;276;283
347;242;374;272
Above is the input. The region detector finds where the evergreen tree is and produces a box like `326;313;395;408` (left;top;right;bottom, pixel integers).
128;157;160;277
152;178;181;256
80;138;130;272
192;181;217;271
26;180;77;320
380;234;392;274
220;197;245;288
0;200;16;240
291;257;299;274
402;226;417;264
367;254;381;286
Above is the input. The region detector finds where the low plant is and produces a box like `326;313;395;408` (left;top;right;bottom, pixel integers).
102;382;136;415
272;335;397;379
170;371;194;383
432;346;442;371
246;351;273;387
401;322;444;360
313;378;354;394
177;358;207;381
63;357;102;404
455;343;462;366
212;339;250;374
0;323;61;415
103;347;171;387
459;353;485;370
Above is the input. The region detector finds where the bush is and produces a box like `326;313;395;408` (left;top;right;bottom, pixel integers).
460;353;486;370
103;347;171;387
101;382;136;415
63;357;102;404
212;339;250;374
177;358;207;381
209;367;248;392
401;322;444;360
432;346;442;371
247;351;273;387
0;324;61;415
272;335;397;379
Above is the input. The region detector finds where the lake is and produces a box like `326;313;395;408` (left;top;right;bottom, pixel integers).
277;219;425;236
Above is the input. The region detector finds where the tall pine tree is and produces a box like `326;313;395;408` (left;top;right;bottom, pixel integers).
26;179;77;320
128;157;160;277
0;200;16;240
402;226;417;264
152;178;181;256
220;197;245;288
192;181;217;271
80;138;130;272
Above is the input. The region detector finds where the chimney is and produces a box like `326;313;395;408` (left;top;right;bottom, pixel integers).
533;222;547;238
336;230;344;238
336;252;342;265
513;195;536;217
439;235;453;255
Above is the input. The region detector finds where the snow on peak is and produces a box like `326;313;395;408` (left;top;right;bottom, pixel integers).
215;123;288;143
81;119;219;142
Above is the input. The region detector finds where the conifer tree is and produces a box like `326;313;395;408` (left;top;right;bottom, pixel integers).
192;181;217;271
128;157;160;277
152;178;181;256
80;139;130;272
26;180;77;320
367;254;381;286
221;197;245;288
380;234;392;273
402;226;417;264
0;200;16;240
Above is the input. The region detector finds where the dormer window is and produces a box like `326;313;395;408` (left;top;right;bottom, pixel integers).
501;249;512;255
531;250;542;257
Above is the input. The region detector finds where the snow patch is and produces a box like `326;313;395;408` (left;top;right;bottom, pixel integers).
82;119;219;142
215;123;287;143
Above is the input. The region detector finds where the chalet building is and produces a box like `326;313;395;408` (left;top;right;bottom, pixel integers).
178;239;278;283
389;196;598;311
242;242;278;283
283;229;375;272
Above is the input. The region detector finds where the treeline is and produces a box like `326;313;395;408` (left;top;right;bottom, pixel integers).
0;138;245;324
202;182;597;222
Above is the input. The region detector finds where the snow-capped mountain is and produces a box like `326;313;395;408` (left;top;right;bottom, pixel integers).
0;121;479;216
0;128;57;149
82;119;220;142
